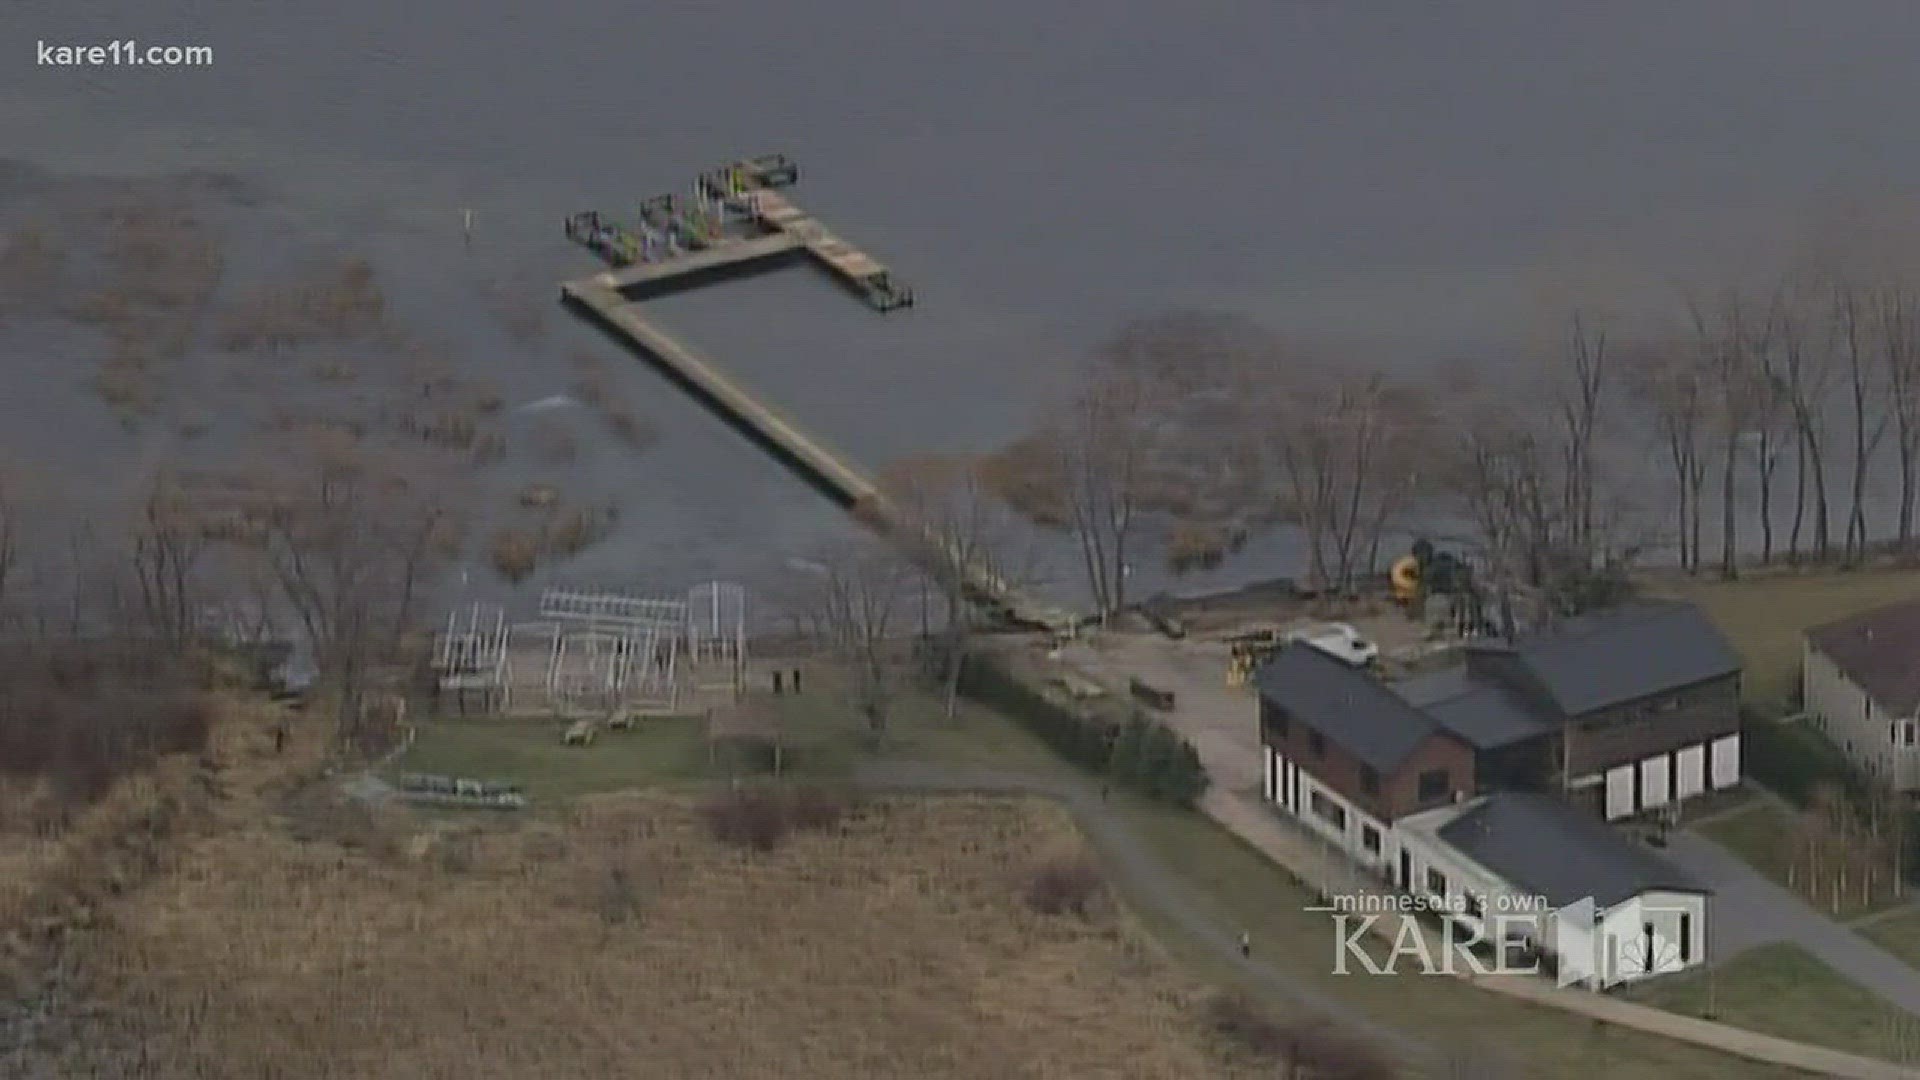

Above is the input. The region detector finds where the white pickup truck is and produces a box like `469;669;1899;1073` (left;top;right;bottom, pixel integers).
1282;622;1380;667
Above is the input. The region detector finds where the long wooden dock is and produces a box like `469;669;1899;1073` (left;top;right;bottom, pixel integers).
560;158;1076;633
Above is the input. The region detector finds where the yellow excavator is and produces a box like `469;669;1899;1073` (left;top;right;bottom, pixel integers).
1391;539;1490;634
1391;552;1423;606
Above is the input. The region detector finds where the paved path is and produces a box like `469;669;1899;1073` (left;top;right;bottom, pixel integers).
851;761;1436;1070
1664;829;1920;1017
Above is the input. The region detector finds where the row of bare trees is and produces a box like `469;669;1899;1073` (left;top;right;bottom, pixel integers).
0;439;464;751
1786;780;1908;915
973;274;1920;624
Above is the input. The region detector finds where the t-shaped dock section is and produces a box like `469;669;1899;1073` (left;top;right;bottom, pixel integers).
559;156;1076;634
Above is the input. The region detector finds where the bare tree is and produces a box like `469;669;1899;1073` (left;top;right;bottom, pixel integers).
1689;293;1779;577
1625;342;1711;572
1557;313;1610;552
247;442;460;747
129;471;210;651
877;452;1032;717
1834;283;1890;564
988;368;1155;620
1775;291;1836;562
1259;370;1425;596
1875;286;1920;556
789;539;914;743
1743;301;1795;566
0;473;15;628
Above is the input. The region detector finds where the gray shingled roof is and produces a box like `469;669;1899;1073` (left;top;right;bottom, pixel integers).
1392;667;1556;750
1510;601;1740;717
1807;598;1920;718
1437;791;1706;909
1252;643;1442;771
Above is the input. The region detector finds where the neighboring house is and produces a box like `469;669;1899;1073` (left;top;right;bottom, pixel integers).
1392;600;1743;821
1398;792;1708;987
1804;599;1920;791
1255;645;1476;874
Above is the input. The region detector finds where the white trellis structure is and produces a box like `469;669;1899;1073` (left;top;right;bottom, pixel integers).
685;581;747;693
434;602;511;711
537;587;687;714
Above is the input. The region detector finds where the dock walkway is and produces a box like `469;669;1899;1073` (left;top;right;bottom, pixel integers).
560;158;1073;633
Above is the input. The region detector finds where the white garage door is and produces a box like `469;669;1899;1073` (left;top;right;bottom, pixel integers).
1605;764;1637;820
1710;735;1741;789
1676;745;1707;799
1639;754;1671;809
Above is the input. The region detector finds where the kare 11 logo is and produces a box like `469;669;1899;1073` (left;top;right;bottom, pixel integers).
1321;892;1690;987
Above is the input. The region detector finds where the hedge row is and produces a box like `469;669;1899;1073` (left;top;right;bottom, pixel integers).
1741;706;1920;883
956;655;1210;807
1740;707;1863;807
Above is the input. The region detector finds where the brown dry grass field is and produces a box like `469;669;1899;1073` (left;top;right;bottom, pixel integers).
0;686;1829;1080
68;791;1265;1080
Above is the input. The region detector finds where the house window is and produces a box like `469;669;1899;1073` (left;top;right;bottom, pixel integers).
1417;768;1449;803
1362;825;1381;854
1425;867;1448;896
1360;765;1380;795
1679;913;1692;963
1906;722;1917;748
1464;893;1483;919
1309;791;1347;831
1309;730;1326;757
1639;695;1681;718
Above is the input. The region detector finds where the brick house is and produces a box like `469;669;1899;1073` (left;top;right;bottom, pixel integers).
1255;644;1476;878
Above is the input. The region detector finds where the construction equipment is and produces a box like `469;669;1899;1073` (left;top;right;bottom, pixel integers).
1390;554;1422;605
1392;539;1473;605
1226;628;1286;688
1393;539;1491;635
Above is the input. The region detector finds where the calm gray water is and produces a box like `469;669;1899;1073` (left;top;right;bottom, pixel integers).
7;0;1920;612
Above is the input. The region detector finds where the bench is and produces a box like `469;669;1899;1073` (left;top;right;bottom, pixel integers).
1128;677;1176;712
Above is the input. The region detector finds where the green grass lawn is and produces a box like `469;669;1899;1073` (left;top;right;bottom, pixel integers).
1648;567;1920;708
1697;800;1904;920
393;674;1075;804
1104;797;1813;1079
392;714;716;802
1628;943;1920;1064
1859;906;1920;969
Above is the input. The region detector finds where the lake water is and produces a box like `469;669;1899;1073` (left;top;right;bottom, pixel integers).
7;0;1920;615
